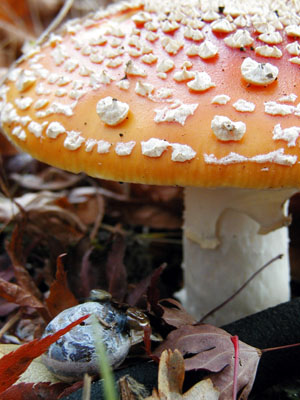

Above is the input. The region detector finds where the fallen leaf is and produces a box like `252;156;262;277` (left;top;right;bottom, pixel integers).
0;191;63;223
65;186;106;227
0;277;45;310
106;233;128;302
4;190;88;295
127;264;166;309
146;264;167;315
154;324;261;400
6;223;51;321
63;237;106;300
119;374;150;400
0;190;87;236
10;168;82;191
7;222;44;300
145;349;220;399
158;298;197;328
57;380;84;399
0;297;19;317
110;185;183;230
0;314;89;393
72;240;99;299
0;344;61;385
123;204;181;230
45;254;78;319
0;382;69;400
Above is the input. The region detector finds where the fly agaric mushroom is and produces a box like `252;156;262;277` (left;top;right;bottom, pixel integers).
1;0;300;325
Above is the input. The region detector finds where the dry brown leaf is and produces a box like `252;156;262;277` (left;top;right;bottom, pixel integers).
106;233;128;302
0;277;45;310
45;255;78;319
119;375;150;400
0;190;87;247
158;298;197;328
154;324;261;400
10;168;82;191
7;223;44;299
65;186;105;226
0;191;83;227
123;205;182;230
121;185;182;230
145;349;220;400
126;264;166;309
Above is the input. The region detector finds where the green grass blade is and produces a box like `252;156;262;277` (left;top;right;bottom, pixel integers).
91;315;118;400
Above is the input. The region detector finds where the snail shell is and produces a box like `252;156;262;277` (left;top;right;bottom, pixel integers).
41;301;131;382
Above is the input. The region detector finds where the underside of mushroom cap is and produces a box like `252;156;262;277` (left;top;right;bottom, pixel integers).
2;0;300;189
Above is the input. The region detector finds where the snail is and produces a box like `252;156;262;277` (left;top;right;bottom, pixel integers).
42;290;151;382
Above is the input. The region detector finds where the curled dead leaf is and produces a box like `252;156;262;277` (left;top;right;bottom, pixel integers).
145;349;220;400
0;191;85;233
119;375;150;400
158;298;197;328
0;277;44;311
10;168;82;191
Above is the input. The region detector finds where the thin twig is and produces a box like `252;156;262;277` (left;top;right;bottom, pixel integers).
82;374;92;400
199;254;283;323
0;309;22;340
36;0;75;45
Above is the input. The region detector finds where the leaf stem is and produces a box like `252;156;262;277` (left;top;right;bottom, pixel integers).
37;0;74;45
261;342;300;353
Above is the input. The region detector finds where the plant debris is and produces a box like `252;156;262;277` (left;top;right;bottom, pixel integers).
154;325;261;400
145;349;220;400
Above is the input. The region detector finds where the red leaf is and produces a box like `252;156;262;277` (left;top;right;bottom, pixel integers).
57;380;84;399
0;314;89;393
46;254;78;318
0;382;69;400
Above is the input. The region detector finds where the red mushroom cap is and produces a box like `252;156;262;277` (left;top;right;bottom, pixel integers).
1;0;300;188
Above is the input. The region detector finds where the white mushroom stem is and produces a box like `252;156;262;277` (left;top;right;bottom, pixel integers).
176;186;297;326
